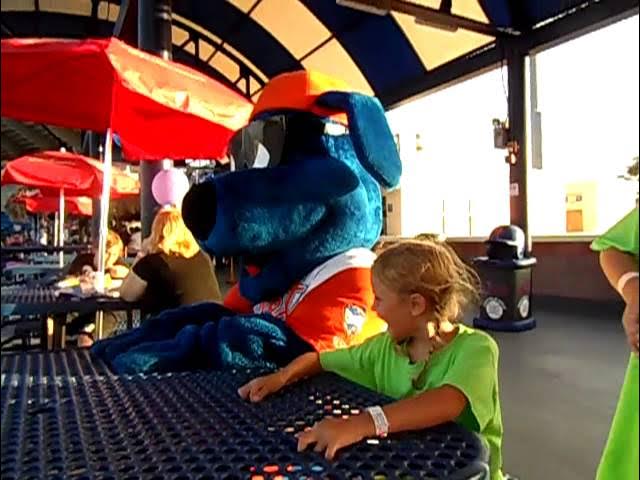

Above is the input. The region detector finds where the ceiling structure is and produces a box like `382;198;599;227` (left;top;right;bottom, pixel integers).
1;0;638;164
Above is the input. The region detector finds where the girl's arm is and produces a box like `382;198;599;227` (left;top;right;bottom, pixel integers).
381;385;467;433
599;249;639;354
238;351;322;402
280;351;323;385
599;249;638;304
295;385;468;460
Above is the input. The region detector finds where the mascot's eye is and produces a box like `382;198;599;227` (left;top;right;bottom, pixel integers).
253;143;270;168
228;116;285;170
324;122;348;136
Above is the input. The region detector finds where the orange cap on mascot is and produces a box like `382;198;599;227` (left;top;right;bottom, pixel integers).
251;70;350;124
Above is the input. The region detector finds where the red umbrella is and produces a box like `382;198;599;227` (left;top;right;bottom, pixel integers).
14;192;93;217
0;37;252;161
1;151;139;198
2;151;139;266
1;36;251;285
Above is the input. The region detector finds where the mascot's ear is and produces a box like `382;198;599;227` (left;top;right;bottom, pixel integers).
316;91;401;189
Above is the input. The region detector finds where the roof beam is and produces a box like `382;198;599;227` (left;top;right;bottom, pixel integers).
389;0;516;36
521;0;639;53
382;43;502;108
384;0;639;108
337;0;518;36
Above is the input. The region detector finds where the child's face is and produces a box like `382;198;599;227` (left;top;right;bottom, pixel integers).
372;274;427;342
93;246;120;269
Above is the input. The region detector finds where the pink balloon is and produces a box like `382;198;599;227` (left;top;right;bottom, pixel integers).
151;168;190;207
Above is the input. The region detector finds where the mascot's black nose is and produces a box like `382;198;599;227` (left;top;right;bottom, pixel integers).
182;181;217;241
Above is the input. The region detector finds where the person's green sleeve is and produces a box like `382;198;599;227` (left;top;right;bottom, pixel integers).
591;207;639;256
319;333;384;391
438;336;499;430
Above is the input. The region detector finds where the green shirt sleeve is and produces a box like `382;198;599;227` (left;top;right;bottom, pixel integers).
436;335;500;431
319;333;386;391
591;207;639;256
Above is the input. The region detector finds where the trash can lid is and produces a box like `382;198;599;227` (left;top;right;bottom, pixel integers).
485;225;526;247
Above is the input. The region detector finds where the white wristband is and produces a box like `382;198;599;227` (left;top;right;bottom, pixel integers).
366;405;389;438
617;271;639;296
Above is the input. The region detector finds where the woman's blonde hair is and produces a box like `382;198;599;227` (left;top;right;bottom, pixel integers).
106;230;124;255
147;207;200;258
372;239;480;328
92;230;124;256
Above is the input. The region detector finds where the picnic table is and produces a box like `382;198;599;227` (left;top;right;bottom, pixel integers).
1;264;62;285
0;350;490;479
1;286;140;350
1;245;90;255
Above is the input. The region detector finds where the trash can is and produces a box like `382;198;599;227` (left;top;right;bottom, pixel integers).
473;225;537;332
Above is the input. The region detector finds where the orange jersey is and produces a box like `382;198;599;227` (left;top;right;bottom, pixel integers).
224;249;386;352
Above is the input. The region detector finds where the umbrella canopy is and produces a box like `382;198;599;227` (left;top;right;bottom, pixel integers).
0;37;252;160
1;150;139;198
14;192;93;217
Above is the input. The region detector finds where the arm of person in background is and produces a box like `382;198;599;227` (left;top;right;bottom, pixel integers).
118;253;150;302
108;264;130;280
599;248;639;354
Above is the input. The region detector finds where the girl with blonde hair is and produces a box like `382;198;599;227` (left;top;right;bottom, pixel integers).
239;239;505;480
120;207;221;316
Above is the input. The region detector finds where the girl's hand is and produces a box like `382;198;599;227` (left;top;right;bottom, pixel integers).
295;414;374;460
237;372;286;402
621;277;639;355
622;296;639;355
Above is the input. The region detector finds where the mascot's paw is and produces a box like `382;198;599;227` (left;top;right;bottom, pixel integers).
216;314;313;370
111;324;201;374
91;325;152;364
91;302;233;365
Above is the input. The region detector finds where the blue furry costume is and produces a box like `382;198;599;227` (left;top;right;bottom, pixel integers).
92;71;401;374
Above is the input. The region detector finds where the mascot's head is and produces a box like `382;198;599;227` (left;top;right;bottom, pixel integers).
182;70;402;302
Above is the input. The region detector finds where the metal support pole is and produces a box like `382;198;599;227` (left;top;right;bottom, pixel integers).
507;46;531;255
58;188;65;267
529;54;543;170
138;0;173;238
85;131;102;244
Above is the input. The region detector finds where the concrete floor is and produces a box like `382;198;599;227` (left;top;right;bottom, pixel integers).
469;301;629;480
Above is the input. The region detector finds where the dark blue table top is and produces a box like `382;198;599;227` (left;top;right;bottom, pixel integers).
1;286;139;318
1;351;490;479
2;245;90;255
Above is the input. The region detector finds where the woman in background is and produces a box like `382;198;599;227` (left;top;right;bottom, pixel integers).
120;207;222;317
63;229;129;346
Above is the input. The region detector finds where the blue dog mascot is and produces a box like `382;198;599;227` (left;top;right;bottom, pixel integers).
91;70;401;374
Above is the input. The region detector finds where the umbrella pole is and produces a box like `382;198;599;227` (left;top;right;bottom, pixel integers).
59;188;65;267
53;212;59;248
95;128;113;294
